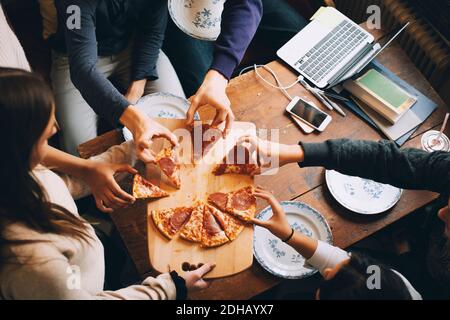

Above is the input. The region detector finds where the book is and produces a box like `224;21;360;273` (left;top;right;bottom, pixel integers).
352;96;422;141
339;60;438;146
343;69;417;124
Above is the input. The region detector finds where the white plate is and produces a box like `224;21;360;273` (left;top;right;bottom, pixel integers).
122;92;198;141
325;170;402;215
168;0;225;41
253;201;333;279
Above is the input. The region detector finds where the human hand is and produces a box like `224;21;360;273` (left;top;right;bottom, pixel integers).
120;106;179;162
181;262;216;292
186;70;234;135
82;162;137;213
251;187;292;240
238;135;304;172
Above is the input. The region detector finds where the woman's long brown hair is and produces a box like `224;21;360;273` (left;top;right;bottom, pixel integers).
0;68;92;247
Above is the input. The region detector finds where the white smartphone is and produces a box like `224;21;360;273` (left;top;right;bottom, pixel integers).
285;96;332;132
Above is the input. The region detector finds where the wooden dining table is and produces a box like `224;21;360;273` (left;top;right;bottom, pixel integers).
78;27;448;300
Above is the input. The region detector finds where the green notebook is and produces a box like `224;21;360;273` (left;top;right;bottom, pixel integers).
344;69;417;123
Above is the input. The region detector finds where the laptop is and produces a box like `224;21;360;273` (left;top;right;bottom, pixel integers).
277;7;409;89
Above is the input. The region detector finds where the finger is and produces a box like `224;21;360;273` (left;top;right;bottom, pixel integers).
195;262;216;277
253;191;272;201
137;147;156;163
194;279;211;290
160;130;179;147
96;197;113;214
114;164;138;175
104;189;129;207
186;97;200;125
223;112;234;137
211;108;227;128
109;178;135;203
250;217;269;227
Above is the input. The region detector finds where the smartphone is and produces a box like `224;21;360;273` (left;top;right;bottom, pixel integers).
285;96;332;132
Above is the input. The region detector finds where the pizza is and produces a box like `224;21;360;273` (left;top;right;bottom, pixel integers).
208;186;256;222
225;186;256;222
201;204;229;247
179;202;204;243
154;147;181;189
132;174;169;199
151;206;193;240
189;123;223;161
213;145;259;176
207;192;229;212
221;211;245;241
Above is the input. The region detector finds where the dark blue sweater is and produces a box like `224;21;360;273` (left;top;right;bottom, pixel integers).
52;0;262;127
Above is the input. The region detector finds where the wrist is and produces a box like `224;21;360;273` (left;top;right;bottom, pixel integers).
206;69;228;85
119;106;145;133
281;144;304;166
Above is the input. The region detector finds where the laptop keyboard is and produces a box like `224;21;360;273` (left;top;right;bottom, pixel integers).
295;20;369;83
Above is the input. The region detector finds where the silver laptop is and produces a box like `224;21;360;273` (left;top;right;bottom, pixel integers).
277;7;408;88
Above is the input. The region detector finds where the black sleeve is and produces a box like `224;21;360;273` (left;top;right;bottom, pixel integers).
58;0;130;126
169;271;187;300
300;139;450;194
131;0;167;81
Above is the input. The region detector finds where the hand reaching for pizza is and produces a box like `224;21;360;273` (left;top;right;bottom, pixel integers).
181;262;216;292
251;187;292;240
82;162;137;213
238;136;305;173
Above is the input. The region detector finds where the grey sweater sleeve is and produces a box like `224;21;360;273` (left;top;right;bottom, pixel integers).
300;139;450;194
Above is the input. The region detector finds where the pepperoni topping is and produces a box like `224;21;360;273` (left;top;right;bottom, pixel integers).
159;157;175;176
203;208;223;236
208;192;228;211
231;189;255;211
169;208;192;231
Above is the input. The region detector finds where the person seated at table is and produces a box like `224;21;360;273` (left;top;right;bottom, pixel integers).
48;0;181;158
252;188;421;299
0;67;214;299
240;136;450;299
164;0;308;134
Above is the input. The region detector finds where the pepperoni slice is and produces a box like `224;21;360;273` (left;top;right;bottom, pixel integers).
203;208;223;236
208;192;228;211
231;189;255;211
169;208;192;232
159;157;175;176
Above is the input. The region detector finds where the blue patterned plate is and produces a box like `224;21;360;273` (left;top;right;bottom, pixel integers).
168;0;225;41
325;170;402;215
122;92;198;141
253;201;333;279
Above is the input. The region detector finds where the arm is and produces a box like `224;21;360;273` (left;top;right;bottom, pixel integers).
186;0;263;133
2;242;214;300
42;144;137;212
300;139;450;194
58;0;130;127
210;0;263;80
125;0;168;103
239;136;450;194
251;188;349;276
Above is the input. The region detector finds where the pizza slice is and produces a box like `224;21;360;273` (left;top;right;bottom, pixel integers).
190;123;223;161
151;206;193;240
207;192;229;212
213;145;259;176
221;212;245;241
225;186;256;222
154;147;181;189
201;204;229;248
179;202;204;243
132;174;169;199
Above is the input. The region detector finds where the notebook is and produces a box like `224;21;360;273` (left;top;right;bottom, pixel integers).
340;60;438;146
343;69;417;124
